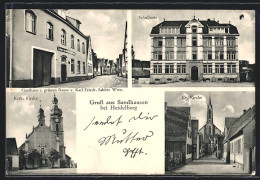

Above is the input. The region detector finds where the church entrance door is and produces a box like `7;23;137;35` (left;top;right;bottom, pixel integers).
191;66;198;81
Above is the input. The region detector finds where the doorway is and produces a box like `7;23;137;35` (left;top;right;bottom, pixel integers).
191;66;198;81
33;49;52;87
61;56;67;82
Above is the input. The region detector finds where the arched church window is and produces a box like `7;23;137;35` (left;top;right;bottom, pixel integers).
192;26;197;33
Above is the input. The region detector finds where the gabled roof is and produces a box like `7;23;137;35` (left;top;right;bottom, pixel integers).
6;138;18;155
151;19;239;35
225;117;238;128
165;106;190;142
225;105;255;141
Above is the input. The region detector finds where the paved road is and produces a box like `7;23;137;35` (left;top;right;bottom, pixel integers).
46;75;127;88
133;80;254;87
167;155;247;175
7;168;77;175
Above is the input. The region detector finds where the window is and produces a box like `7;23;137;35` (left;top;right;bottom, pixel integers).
177;64;186;73
227;63;236;73
237;139;241;154
77;61;81;74
193;53;197;60
153;64;162;74
158;40;163;47
215;38;224;47
192;37;197;46
203;64;212;73
71;35;74;49
227;52;236;60
165;38;174;47
71;59;75;74
82;42;85;54
61;29;66;45
83;62;86;74
25;10;36;33
165;51;174;60
207;38;212;47
177;51;186;60
177;37;186;47
208;51;212;60
153;52;162;60
215;64;224;73
56;124;59;132
165;64;174;74
46;22;53;40
192;26;197;33
77;39;80;51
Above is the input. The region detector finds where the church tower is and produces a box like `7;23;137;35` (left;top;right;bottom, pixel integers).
38;102;45;126
50;94;65;159
207;93;213;124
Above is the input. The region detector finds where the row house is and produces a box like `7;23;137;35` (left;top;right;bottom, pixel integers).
165;103;193;170
223;105;256;174
150;18;240;84
6;9;94;87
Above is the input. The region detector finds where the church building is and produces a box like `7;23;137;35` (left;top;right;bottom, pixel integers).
19;95;69;168
198;94;222;155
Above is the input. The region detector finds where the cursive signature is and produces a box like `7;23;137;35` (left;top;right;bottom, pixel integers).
84;115;123;131
123;147;147;158
128;112;158;122
98;129;154;146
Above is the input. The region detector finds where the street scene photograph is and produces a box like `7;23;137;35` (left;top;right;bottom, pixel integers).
6;9;128;88
6;92;77;175
131;10;255;87
165;91;255;175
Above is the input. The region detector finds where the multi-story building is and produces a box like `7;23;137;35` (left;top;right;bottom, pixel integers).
86;36;94;79
150;17;240;84
6;9;92;87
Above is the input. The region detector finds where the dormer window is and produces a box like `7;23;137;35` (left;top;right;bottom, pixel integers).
192;26;197;33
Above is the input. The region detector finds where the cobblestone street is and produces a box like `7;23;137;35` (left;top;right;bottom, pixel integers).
167;155;247;175
46;75;127;88
7;168;77;175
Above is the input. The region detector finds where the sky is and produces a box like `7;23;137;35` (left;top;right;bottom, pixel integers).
6;92;77;162
165;91;255;132
132;10;255;63
66;9;127;61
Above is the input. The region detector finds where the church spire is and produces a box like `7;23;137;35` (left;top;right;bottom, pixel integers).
209;93;212;106
38;100;45;125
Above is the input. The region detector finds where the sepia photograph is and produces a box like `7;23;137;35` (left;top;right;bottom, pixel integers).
6;92;77;175
132;10;255;87
6;9;128;88
165;91;255;175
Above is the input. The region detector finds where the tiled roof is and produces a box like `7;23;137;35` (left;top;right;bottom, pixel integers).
6;138;18;155
151;20;239;35
165;106;190;142
225;105;255;141
225;117;238;128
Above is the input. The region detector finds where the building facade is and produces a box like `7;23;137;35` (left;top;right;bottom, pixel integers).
6;9;92;87
150;18;240;84
165;103;193;170
199;94;222;155
223;106;255;173
6;138;19;171
19;95;69;168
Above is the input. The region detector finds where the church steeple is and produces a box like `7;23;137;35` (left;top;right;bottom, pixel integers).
38;100;45;126
207;93;213;124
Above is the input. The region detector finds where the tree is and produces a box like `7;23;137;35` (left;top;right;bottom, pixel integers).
27;149;41;169
48;149;61;168
19;149;26;170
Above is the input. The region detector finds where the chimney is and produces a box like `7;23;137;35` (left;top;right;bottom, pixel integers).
229;21;231;24
207;18;210;21
243;109;246;114
213;18;215;21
